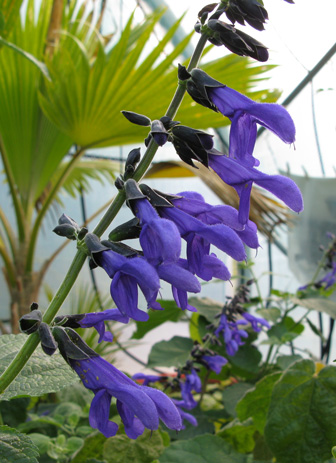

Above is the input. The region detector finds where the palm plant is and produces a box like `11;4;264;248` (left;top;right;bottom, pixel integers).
0;0;278;332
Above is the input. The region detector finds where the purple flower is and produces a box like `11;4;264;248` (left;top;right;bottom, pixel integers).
93;249;160;322
54;328;182;439
208;149;303;225
171;399;198;428
242;312;270;332
173;191;260;248
80;357;182;439
157;204;246;263
202;355;228;374
55;310;129;343
132;196;181;266
207;85;296;165
214;314;249;356
180;369;202;410
157;260;201;311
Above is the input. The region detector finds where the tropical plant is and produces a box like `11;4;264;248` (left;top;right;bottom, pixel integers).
0;0;278;332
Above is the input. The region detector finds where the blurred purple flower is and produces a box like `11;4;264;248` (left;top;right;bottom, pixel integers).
172;399;198;428
202;355;228;374
214;314;249;356
180;369;202;410
242;312;270;332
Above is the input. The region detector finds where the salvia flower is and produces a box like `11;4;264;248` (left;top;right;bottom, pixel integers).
208;148;304;225
125;180;182;266
180;368;202;410
171;399;198;428
172;191;260;248
54;328;182;439
157;201;247;263
214;314;249;356
201;354;228;374
86;234;160;322
55;309;129;343
242;312;270;332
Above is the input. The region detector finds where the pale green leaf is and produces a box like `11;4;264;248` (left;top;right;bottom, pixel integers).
0;425;39;463
0;334;78;400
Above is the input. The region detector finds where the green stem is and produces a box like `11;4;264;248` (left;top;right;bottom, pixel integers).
0;33;209;396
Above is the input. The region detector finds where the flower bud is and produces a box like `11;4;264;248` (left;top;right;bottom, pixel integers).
121;111;151;126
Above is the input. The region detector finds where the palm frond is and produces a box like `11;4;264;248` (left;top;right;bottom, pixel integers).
47;157;121;206
39;11;278;149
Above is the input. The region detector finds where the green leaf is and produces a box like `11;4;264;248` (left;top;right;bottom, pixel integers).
187;297;223;322
276;355;302;370
0;0;23;38
256;307;281;323
28;433;51;456
264;360;336;463
189;313;202;343
218;418;256;453
266;316;304;344
0;397;30;427
236;372;281;434
159;434;248;463
0;36;50;78
292;297;336;319
71;433;107;463
165;406;214;441
147;336;193;368
103;429;164;463
0;425;39;463
66;436;84;454
222;382;254;417
0;334;78;400
132;300;183;340
229;344;262;380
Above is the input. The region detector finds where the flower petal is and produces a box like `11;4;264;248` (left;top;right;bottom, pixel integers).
89;389;119;438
